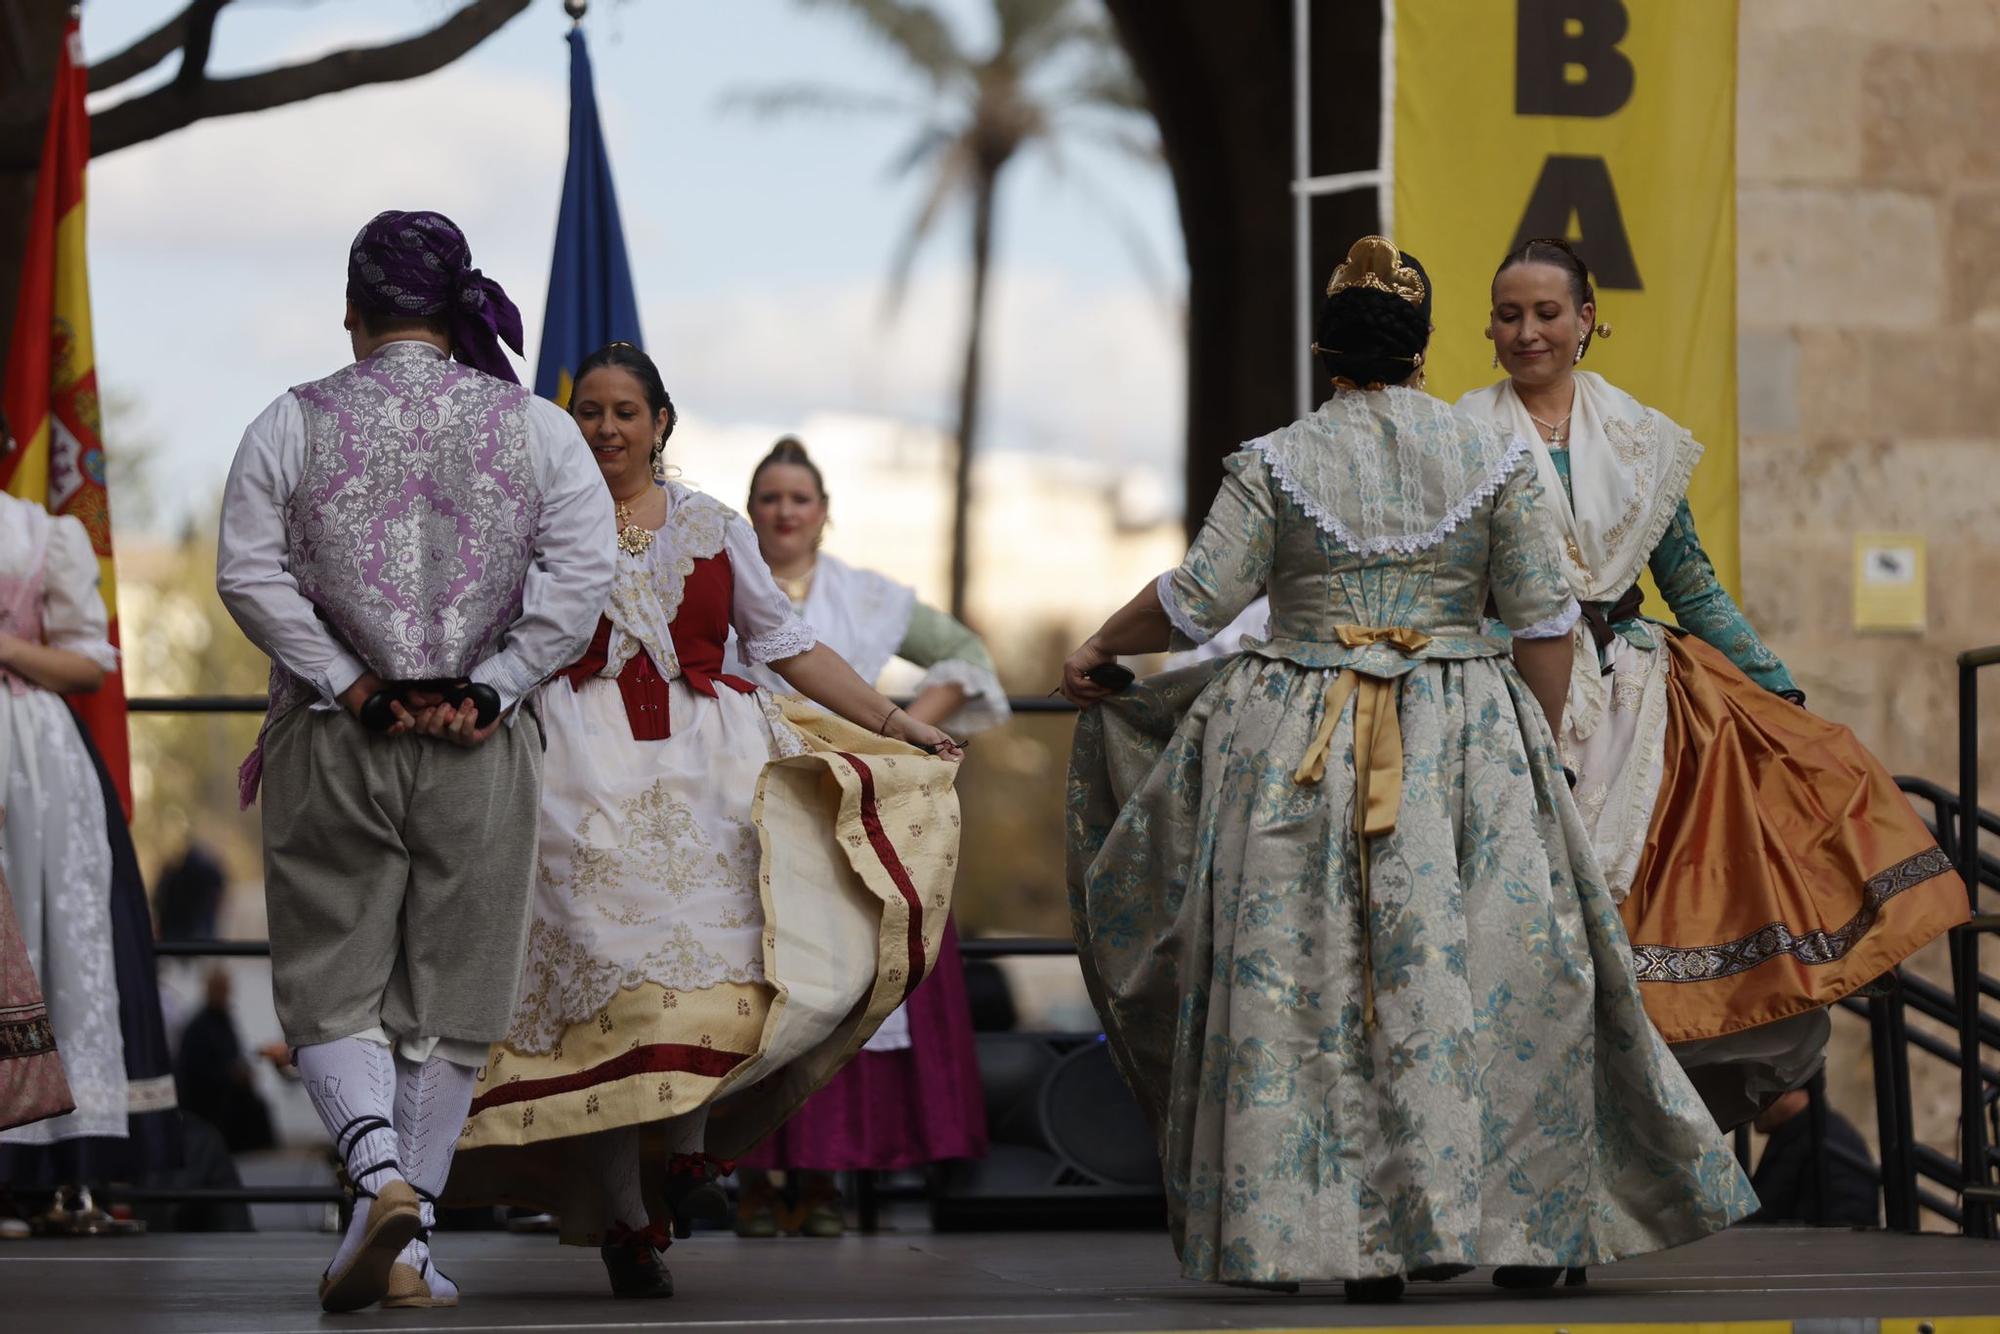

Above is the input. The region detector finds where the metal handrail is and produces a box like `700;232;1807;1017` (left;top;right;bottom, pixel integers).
128;694;1086;715
1897;775;2000;891
1898;775;2000;851
135;932;1086;1215
1841;991;2000;1090
1955;646;1999;1237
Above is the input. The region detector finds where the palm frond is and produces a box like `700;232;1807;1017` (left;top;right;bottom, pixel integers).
1044;114;1160;167
991;0;1070;56
884;121;955;181
996;0;1109;68
719;82;918;120
797;0;967;87
1054;54;1151;117
882;138;977;318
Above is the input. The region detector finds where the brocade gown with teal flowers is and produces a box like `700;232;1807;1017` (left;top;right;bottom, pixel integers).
1066;387;1755;1284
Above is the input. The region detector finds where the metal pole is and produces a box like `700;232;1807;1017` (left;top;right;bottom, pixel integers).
1869;976;1917;1230
1958;652;1994;1236
1292;0;1313;420
1806;1068;1831;1226
1376;0;1396;236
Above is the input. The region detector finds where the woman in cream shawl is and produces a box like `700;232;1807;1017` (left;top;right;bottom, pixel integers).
1459;238;1965;1129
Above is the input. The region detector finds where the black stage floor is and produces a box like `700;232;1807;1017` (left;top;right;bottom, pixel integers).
5;1225;1998;1333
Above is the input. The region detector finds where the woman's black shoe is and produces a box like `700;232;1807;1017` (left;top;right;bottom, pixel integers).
665;1153;734;1239
1343;1274;1406;1303
600;1224;673;1298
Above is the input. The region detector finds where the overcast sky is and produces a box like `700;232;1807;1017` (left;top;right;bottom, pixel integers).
77;0;1186;533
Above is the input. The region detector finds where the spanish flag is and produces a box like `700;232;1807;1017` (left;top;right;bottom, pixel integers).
2;15;132;818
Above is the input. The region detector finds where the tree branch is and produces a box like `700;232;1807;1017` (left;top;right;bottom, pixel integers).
86;0;532;159
176;0;233;94
88;5;197;94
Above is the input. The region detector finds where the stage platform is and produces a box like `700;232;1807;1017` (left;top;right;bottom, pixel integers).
6;1224;1997;1333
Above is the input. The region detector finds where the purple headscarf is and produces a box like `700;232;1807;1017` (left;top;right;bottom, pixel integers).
345;210;526;384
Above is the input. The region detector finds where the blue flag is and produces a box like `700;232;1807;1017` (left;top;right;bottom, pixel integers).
535;26;642;406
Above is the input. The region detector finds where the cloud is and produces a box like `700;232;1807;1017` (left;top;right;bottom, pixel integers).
647;265;1185;478
77;35;1188;535
89;61;567;262
84;58;568;533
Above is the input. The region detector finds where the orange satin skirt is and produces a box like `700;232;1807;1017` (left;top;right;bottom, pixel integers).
1621;632;1968;1045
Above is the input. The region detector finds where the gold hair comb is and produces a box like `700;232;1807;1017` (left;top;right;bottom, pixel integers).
1325;236;1427;307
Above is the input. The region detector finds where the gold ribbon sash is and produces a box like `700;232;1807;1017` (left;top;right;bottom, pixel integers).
1293;624;1433;1027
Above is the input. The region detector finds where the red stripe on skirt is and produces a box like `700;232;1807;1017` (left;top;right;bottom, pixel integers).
471;1042;747;1113
834;751;928;998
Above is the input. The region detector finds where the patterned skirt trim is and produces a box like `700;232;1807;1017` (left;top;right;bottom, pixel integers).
1621;632;1968;1044
0;866;73;1134
446;701;960;1226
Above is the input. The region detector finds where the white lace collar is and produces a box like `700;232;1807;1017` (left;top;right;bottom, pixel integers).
1249;386;1527;557
601;483;733;680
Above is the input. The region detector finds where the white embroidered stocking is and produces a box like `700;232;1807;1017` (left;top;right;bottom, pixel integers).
390;1054;479;1303
296;1038;403;1281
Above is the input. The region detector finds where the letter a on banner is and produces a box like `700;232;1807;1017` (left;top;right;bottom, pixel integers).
1391;0;1740;597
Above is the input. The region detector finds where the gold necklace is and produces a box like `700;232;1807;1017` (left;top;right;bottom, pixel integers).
614;498;654;556
1528;410;1571;446
773;562;815;605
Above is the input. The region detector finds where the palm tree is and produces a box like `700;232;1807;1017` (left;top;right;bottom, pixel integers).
737;0;1159;620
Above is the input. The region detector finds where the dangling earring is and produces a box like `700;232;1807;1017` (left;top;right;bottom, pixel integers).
650;437;666;484
1491;349;1499;369
1573;335;1587;365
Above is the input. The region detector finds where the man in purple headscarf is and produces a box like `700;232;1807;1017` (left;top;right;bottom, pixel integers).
217;210;614;1312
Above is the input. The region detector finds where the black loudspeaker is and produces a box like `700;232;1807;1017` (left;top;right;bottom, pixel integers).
929;1032;1166;1230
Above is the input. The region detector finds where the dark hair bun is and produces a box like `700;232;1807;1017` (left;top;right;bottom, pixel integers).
1313;286;1430;387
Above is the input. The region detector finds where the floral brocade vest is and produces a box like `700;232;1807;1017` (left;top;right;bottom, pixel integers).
240;343;544;804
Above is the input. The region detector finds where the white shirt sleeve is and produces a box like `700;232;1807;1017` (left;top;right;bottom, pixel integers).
467;397;617;712
42;514;118;671
723;515;817;664
215;393;369;707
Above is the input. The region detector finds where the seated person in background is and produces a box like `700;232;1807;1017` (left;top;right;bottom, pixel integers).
1746;1088;1879;1228
173;969;277;1155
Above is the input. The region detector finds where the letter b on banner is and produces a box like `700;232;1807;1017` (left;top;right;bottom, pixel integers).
1517;0;1635;117
1513;0;1642;288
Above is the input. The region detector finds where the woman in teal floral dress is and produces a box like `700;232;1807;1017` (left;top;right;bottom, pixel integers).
1061;238;1754;1301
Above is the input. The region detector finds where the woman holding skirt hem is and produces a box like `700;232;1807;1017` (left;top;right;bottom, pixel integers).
1062;238;1754;1300
1458;238;1965;1128
445;344;964;1300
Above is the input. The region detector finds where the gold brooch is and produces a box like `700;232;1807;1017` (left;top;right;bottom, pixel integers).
615;501;654;556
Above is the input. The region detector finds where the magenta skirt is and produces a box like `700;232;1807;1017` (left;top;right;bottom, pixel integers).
739;920;988;1171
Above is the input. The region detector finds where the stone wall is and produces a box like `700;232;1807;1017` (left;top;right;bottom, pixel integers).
1736;0;2000;1218
1738;0;2000;796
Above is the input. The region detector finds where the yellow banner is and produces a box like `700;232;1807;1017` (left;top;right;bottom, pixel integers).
1392;0;1739;596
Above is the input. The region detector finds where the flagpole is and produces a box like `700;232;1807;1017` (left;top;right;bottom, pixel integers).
536;0;645;403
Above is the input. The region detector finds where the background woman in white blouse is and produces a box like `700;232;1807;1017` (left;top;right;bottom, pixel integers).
726;437;1005;1238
